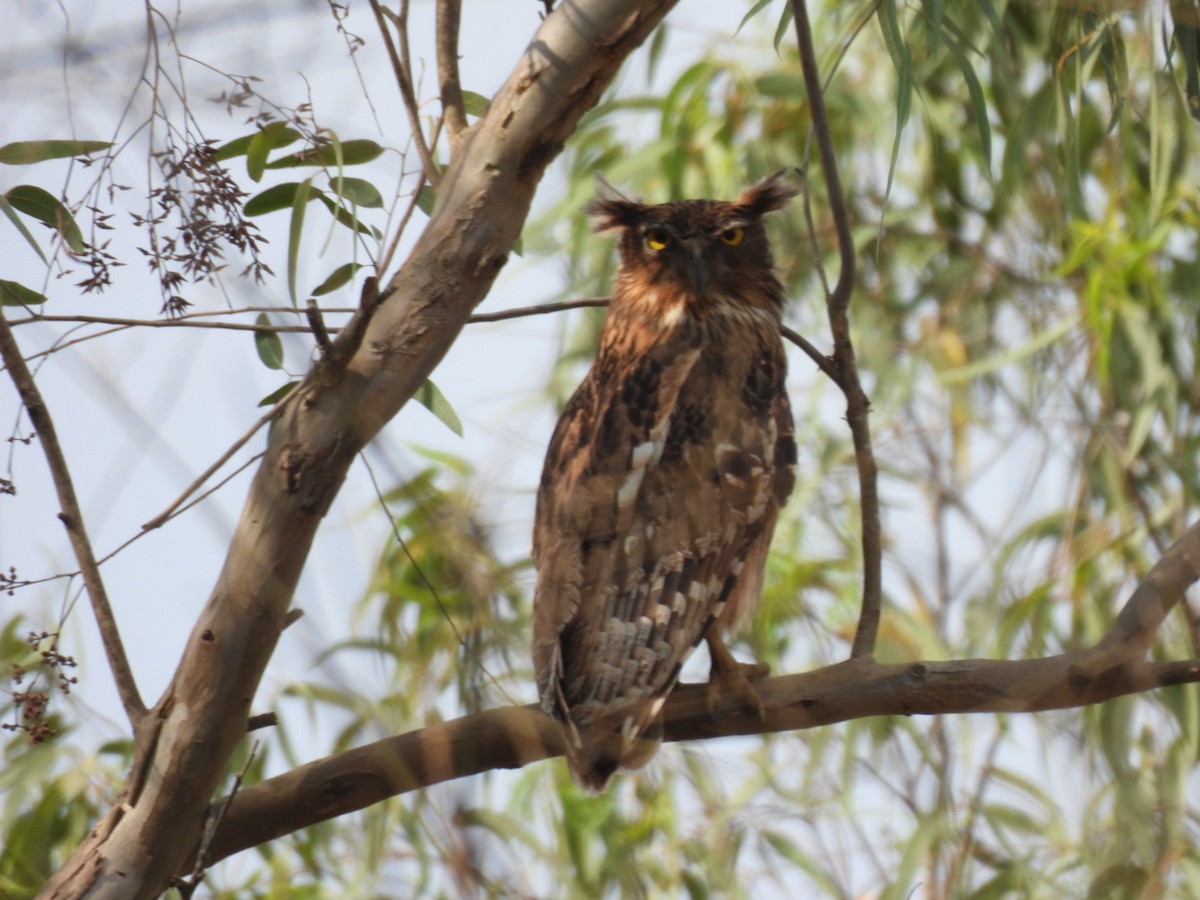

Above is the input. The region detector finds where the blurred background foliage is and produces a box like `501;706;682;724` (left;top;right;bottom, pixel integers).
6;0;1200;896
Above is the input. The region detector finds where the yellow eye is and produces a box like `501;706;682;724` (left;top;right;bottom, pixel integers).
644;229;670;252
720;227;745;246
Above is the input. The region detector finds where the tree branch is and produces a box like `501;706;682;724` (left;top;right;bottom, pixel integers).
790;0;879;660
200;516;1200;865
43;2;680;894
436;0;468;145
0;308;147;729
370;0;441;187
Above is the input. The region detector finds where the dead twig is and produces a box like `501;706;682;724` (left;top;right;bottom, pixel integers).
370;0;441;187
0;307;147;729
790;0;879;660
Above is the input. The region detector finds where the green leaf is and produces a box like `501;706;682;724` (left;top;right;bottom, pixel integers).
878;0;913;212
314;194;380;238
736;0;776;35
265;139;384;169
0;140;110;165
258;380;299;407
461;91;491;118
246;121;299;183
327;176;383;208
0;197;47;262
416;183;436;216
0;279;47;306
213;126;302;162
288;179;312;306
4;185;85;252
311;263;364;296
414;379;463;436
244;182;326;217
942;32;992;169
253;313;285;369
772;3;795;53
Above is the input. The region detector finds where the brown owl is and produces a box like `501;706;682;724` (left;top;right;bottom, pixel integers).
532;171;797;792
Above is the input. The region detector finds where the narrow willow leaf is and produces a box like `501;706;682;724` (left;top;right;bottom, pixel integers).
0;197;47;262
213;126;302;162
254;313;285;370
311;262;364;296
288;179;313;306
4;185;85;253
246;121;297;183
772;3;795;53
736;0;776;35
415;379;463;437
265;139;384;169
244;182;325;217
942;33;992;169
258;380;298;407
0;140;110;165
0;279;47;306
878;0;914;211
315;195;380;238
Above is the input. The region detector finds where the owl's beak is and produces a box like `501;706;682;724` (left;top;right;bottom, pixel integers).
682;241;706;294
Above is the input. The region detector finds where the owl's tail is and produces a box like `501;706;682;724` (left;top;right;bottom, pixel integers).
563;698;666;793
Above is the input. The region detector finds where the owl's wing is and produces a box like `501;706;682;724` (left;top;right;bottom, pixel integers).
533;322;793;787
532;321;703;711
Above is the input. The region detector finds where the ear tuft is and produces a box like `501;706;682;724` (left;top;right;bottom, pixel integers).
582;176;644;233
735;169;798;217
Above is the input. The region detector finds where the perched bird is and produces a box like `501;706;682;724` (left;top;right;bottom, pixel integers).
532;171;798;791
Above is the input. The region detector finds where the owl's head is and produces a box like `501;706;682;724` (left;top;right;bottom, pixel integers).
583;170;797;314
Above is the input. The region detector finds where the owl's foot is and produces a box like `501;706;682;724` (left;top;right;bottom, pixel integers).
704;634;769;722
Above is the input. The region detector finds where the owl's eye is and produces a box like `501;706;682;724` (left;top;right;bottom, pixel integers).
720;227;746;246
644;229;670;252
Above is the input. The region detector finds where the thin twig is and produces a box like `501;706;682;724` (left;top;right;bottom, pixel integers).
0;307;147;727
370;0;440;187
468;296;608;323
141;405;278;530
791;0;879;660
436;0;468;145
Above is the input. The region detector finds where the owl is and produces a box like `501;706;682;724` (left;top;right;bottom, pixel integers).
532;171;798;792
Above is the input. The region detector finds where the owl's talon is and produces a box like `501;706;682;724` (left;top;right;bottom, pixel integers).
705;634;768;722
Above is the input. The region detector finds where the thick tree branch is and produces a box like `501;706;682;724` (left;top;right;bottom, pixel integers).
200;517;1200;865
0;308;147;729
42;3;678;896
790;0;879;659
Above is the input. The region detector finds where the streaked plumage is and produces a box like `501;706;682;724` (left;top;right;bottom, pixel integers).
533;172;797;791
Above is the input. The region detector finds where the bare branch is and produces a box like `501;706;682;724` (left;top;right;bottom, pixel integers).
436;0;468;144
0;308;147;728
199;519;1200;865
45;3;679;893
205;655;1200;863
790;0;879;660
370;0;441;187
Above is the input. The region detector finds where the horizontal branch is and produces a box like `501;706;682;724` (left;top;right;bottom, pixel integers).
204;651;1200;865
198;517;1200;865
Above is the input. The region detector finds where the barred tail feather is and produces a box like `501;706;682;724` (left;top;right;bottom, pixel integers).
564;700;665;793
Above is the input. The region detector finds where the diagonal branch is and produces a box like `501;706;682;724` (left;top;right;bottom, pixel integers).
370;0;441;187
43;2;681;894
0;308;147;729
790;0;879;660
200;517;1200;865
